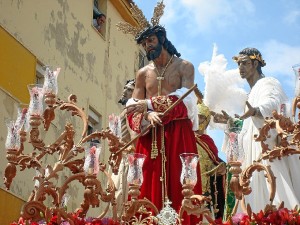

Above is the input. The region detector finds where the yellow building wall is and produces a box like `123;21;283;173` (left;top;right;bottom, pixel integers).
0;189;25;225
0;26;36;103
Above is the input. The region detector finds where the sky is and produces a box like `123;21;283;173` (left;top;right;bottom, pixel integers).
135;0;300;161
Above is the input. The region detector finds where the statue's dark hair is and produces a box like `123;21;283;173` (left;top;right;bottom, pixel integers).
135;25;181;57
125;79;135;87
118;79;135;105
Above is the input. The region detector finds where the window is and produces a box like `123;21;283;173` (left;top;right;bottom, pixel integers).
138;51;149;69
92;0;107;36
36;63;45;85
88;106;102;138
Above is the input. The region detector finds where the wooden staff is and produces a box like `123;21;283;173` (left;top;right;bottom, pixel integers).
116;84;198;154
194;86;203;103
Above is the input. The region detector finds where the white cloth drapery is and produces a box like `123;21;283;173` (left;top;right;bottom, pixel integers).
241;77;300;212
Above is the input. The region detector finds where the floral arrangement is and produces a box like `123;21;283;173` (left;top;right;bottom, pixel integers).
214;206;300;225
10;209;120;225
12;206;300;225
11;205;300;225
10;216;121;225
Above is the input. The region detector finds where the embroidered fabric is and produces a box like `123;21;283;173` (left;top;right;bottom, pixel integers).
151;96;173;112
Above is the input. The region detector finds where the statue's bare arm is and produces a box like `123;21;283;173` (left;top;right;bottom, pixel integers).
125;68;147;115
132;68;146;99
180;60;195;89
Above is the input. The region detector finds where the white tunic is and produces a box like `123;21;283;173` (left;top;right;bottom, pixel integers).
242;77;300;212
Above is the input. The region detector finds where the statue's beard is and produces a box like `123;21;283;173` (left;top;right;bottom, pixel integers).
146;43;162;61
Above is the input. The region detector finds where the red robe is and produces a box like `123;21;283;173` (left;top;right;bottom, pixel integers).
128;96;202;224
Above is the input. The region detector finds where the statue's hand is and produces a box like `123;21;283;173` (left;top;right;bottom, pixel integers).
125;100;147;115
239;101;256;120
145;111;163;126
211;110;230;124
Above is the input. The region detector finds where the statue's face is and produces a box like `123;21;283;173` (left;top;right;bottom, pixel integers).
141;34;162;61
118;83;134;105
235;55;256;79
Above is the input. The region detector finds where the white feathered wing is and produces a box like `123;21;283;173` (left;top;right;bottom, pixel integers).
198;44;248;130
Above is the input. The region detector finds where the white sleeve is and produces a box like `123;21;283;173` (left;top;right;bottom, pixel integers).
125;98;153;110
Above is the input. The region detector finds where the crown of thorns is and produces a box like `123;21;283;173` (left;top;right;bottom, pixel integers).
116;1;165;40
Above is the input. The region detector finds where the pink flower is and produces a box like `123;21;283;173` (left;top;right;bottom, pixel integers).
232;212;247;224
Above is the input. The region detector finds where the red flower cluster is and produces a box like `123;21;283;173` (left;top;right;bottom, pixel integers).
11;207;300;225
10;215;121;225
214;207;300;225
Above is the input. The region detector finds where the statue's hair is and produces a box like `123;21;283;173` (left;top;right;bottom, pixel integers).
240;47;266;75
234;47;266;75
156;29;181;58
136;25;181;57
125;79;135;88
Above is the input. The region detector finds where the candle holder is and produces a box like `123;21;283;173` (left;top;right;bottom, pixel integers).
4;106;28;190
108;113;121;138
27;84;46;147
28;84;44;117
292;63;300;121
122;153;158;223
293;63;300;97
4;121;21;190
127;153;146;186
42;65;60;96
42;66;61;130
17;103;30;133
5;120;21;151
84;141;101;175
225;122;277;214
224;124;248;212
179;153;199;187
178;153;214;223
224;126;245;163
